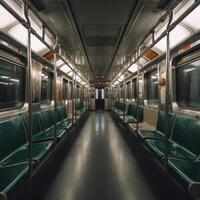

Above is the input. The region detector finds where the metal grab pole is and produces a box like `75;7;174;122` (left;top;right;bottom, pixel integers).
136;49;140;134
53;37;58;143
123;76;126;120
72;73;75;123
164;11;173;169
23;2;33;176
74;74;77;122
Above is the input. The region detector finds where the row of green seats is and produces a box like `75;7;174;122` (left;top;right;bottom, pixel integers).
113;104;200;197
123;104;143;124
112;101;126;115
0;106;73;200
135;110;200;197
75;101;86;120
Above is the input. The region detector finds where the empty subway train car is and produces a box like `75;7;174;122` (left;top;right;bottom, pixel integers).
0;0;199;200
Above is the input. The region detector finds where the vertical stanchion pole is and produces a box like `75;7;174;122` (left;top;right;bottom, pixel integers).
131;78;133;104
72;73;75;124
123;75;126;120
164;11;173;169
53;37;58;143
136;49;140;134
74;74;77;122
23;2;33;176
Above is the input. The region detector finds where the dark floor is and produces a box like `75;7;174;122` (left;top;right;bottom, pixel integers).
17;111;194;200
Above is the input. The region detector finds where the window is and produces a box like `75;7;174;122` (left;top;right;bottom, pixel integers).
0;58;25;109
147;70;159;104
126;82;131;99
95;88;98;99
41;69;52;103
62;79;68;100
177;59;200;109
132;79;137;100
101;89;104;99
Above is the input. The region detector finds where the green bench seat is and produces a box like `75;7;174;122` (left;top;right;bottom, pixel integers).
125;105;143;124
144;114;200;161
39;109;66;140
138;111;175;141
0;163;29;200
0;115;54;199
167;158;200;197
1;142;53;166
0;116;53;166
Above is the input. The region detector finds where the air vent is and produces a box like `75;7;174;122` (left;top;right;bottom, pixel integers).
85;36;118;47
82;25;121;47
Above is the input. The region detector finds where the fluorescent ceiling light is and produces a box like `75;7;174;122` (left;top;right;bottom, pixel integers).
128;64;138;73
56;59;64;67
76;77;81;82
118;74;124;82
10;78;19;82
68;71;73;77
60;64;71;74
0;75;10;79
154;25;190;52
8;24;48;53
183;5;200;30
0;5;17;28
184;67;196;72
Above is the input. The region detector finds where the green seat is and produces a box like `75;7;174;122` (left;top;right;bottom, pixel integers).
138;111;175;141
1;142;54;165
56;106;72;130
39;109;66;139
0;116;54;166
167;158;200;196
22;112;54;142
144;139;196;160
0;163;29;200
125;105;143;124
144;114;200;161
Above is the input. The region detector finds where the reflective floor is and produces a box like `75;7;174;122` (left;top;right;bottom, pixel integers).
18;111;193;200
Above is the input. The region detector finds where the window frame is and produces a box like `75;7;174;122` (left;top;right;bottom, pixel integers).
40;68;53;104
0;51;26;112
145;68;159;105
174;53;200;111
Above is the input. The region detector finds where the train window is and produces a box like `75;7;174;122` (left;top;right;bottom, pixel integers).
126;82;131;99
177;60;200;109
41;70;52;103
132;79;137;100
62;79;68;100
0;59;25;109
147;70;159;104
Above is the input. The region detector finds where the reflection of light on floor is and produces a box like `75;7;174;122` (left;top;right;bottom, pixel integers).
45;116;93;200
108;123;142;200
95;114;105;135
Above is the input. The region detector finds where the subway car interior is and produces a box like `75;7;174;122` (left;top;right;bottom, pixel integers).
0;0;200;200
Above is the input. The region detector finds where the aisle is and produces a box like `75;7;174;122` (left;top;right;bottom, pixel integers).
42;111;156;200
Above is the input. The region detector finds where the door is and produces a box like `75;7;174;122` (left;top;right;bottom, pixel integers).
95;88;105;110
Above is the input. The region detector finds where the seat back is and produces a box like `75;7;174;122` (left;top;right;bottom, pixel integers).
0;116;27;161
22;112;42;137
156;111;176;135
171;114;200;156
40;109;54;130
143;107;158;128
58;106;67;121
136;106;143;122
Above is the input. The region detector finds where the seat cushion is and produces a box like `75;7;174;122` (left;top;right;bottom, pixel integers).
1;142;54;165
45;127;66;139
144;139;196;160
124;115;136;124
0;163;28;198
168;159;200;185
138;130;164;141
